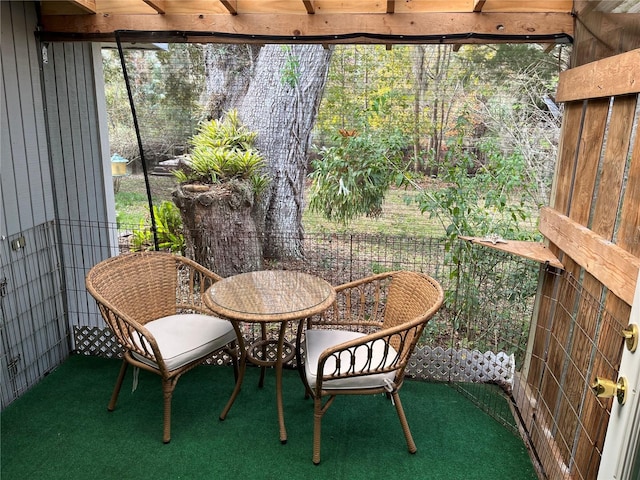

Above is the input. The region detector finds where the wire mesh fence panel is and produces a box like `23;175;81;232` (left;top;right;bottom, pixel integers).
6;217;623;477
66;223;541;427
0;222;69;408
517;269;629;480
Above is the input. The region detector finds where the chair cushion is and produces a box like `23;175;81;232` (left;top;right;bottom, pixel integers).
304;329;398;390
131;314;236;371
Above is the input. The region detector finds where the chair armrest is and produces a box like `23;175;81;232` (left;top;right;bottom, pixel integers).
95;302;166;370
314;319;424;390
174;256;223;314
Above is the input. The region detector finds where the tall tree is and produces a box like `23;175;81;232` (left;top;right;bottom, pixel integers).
238;45;333;259
412;45;460;168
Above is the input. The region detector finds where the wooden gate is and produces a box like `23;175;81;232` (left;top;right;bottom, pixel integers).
518;48;640;479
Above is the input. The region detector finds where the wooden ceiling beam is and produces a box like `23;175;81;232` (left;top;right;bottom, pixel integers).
40;0;574;16
143;1;166;14
39;12;574;42
219;0;238;15
302;1;315;14
473;0;486;13
45;0;97;14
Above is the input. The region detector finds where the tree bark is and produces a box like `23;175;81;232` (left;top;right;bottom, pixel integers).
238;45;333;259
201;44;261;119
172;181;263;277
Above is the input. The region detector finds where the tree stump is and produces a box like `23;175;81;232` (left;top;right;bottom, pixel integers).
173;181;263;277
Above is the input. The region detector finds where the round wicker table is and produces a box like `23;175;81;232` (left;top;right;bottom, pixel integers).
204;270;335;444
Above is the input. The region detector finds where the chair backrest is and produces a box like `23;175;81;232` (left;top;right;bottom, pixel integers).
382;271;443;356
86;251;180;326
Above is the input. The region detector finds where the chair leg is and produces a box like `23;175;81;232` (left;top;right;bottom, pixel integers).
312;397;323;465
108;360;129;412
392;391;417;454
312;395;336;464
162;379;178;444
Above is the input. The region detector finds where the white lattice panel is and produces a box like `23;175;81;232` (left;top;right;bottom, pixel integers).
74;327;515;387
408;346;515;389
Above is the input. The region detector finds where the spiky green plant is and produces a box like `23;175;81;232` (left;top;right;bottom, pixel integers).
174;109;268;193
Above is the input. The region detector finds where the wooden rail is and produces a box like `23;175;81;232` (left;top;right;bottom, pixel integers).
556;48;640;101
539;206;640;306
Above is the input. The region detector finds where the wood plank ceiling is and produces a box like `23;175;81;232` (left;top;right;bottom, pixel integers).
38;0;575;44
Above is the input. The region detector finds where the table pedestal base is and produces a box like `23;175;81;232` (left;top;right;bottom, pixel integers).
220;322;292;443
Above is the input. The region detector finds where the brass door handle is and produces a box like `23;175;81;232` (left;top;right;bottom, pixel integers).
591;377;627;405
622;323;638;353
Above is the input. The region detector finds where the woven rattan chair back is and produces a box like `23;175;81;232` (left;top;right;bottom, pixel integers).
382;270;443;352
87;252;180;327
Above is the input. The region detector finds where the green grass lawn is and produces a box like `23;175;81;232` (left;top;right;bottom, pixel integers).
114;175;176;230
114;174;538;238
114;175;447;236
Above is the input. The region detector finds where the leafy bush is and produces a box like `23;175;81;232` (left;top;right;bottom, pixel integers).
417;115;538;252
417;114;540;336
308;131;409;225
132;201;185;253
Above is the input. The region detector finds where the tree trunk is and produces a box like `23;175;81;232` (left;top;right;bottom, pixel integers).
412;46;427;172
429;45;456;165
172;182;263;277
201;44;261;119
238;45;333;260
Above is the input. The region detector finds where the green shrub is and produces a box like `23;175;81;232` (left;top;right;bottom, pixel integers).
132;201;185;254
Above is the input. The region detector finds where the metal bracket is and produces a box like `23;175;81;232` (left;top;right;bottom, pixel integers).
10;236;26;251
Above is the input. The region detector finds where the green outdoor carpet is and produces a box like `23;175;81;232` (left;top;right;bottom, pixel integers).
1;355;537;479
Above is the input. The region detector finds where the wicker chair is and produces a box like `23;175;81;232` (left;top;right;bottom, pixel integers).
297;271;444;464
85;251;241;443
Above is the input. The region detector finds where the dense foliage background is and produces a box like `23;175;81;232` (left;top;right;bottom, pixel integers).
104;43;568;242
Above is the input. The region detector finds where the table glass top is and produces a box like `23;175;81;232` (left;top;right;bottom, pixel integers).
206;270;335;320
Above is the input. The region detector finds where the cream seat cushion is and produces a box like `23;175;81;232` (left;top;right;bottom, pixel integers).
131;314;236;371
304;329;398;390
